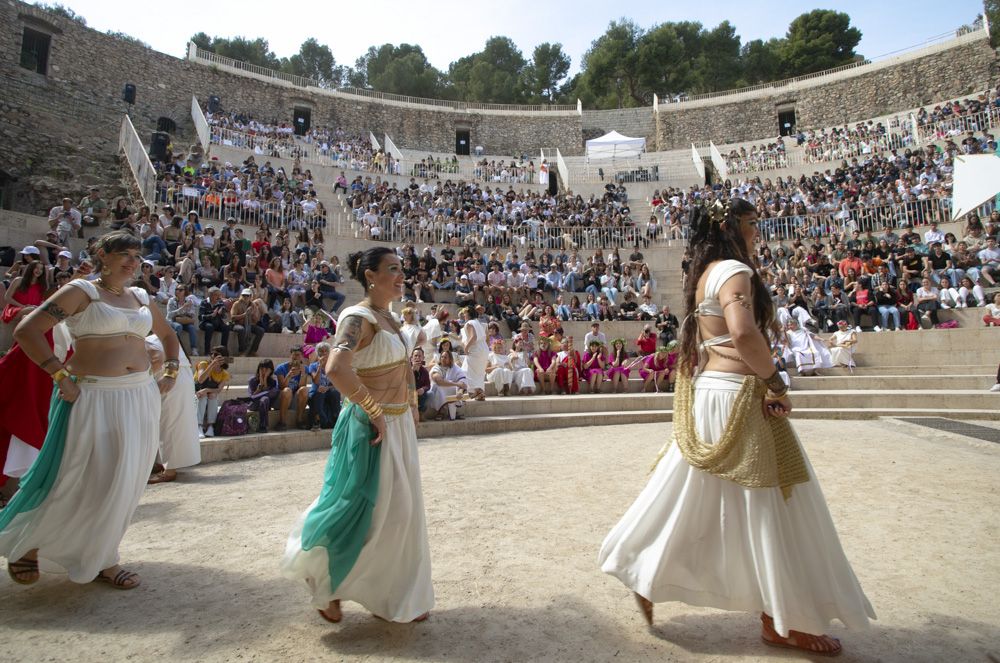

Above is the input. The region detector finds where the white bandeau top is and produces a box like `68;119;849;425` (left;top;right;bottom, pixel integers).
695;260;753;350
62;279;153;341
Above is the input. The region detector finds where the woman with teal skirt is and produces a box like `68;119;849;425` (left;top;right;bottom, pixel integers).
281;247;434;623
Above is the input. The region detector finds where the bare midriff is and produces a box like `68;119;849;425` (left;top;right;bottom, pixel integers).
356;361;409;406
66;335;152;377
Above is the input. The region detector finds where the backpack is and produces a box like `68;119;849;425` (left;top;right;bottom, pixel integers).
934;319;959;329
217;399;250;436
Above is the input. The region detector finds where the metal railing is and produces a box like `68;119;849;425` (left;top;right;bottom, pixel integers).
119;115;156;207
154;182;336;230
188;43;318;88
191;96;210;150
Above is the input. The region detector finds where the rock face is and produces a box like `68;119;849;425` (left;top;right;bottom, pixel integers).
1;0;996;213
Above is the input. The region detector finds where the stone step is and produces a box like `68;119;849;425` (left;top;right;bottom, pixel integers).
792;374;996;390
198;406;1000;462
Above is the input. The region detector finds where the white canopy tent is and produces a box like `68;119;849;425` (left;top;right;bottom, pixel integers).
585;131;646;159
951;153;1000;219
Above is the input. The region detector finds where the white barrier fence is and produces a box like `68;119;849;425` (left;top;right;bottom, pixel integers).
191;96;210;151
119;115;156;207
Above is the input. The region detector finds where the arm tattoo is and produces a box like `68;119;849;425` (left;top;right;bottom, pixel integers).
39;301;68;321
332;315;364;353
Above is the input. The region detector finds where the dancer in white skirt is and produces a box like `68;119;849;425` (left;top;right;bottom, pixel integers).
282;247;433;623
145;334;201;483
459;306;488;400
0;231;178;590
599;200;874;657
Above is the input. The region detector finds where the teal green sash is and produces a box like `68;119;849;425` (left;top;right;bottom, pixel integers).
0;388;73;530
300;403;381;593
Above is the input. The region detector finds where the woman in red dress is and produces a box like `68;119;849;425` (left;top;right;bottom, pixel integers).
0;261;67;491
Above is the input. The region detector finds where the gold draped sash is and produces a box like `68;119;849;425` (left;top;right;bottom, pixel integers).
653;371;809;499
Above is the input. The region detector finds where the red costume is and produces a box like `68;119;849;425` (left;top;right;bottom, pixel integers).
0;283;65;486
556;350;581;394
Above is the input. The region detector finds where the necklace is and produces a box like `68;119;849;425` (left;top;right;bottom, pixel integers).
97;279;124;295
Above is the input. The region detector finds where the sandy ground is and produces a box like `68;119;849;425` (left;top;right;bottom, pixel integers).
1;419;999;663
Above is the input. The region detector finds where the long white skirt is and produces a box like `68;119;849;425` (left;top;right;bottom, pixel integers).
462;349;489;391
599;371;875;638
159;363;201;470
281;411;434;622
0;372;161;582
3;436;38;479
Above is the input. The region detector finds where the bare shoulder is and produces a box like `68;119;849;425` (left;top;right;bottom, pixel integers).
333;313;375;352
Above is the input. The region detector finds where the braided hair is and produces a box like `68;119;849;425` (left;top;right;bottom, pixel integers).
677;198;776;374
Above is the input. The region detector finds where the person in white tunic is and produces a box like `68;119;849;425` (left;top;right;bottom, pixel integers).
426;351;469;420
509;337;536;395
827;320;858;368
145;333;201;483
0;231;178;590
486;339;515;396
599;200;874;657
782;318;834;376
459;306;489;400
399;306;426;356
282;247;433;624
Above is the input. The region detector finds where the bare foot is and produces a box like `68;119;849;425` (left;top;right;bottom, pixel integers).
633;592;653;625
761;613;841;656
412;612;429;622
318;599;342;623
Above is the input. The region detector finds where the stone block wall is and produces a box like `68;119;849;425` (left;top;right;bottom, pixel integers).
653;34;998;149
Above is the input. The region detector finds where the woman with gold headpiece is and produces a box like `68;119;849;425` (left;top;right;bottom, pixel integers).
281;247;434;624
599;199;874;656
0;231;178;590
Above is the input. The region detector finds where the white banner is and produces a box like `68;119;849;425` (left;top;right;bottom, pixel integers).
691;144;705;180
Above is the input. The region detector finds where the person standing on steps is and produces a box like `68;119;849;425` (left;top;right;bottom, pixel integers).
281;247;434;624
599;199;875;657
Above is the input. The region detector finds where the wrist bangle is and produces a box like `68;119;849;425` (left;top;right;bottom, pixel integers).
763;369;786;393
162;368;179;380
51;368;71;383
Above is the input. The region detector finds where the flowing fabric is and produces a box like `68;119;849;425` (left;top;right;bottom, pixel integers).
599;371;875;638
0;389;71;529
300;404;381;593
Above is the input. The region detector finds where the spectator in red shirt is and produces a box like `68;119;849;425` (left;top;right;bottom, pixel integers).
636;325;657;356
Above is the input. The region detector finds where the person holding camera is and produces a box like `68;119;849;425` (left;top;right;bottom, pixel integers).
306;343;340;431
198;287;231;356
194;346;230;438
274;345;310;431
47;198;82;246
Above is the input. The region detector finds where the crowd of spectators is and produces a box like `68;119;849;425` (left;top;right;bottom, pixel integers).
746;212;1000;333
723;140;789;174
349;178;638;247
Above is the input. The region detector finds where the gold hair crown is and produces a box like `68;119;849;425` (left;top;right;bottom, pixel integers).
708;200;730;224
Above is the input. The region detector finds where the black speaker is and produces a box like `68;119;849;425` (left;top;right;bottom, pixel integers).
149;131;170;162
123;83;136;105
207;95;221;113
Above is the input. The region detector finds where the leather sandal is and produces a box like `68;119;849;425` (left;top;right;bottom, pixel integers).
94;568;141;590
7;557;39;585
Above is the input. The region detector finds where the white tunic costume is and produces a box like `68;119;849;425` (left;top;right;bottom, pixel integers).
827;329;857;368
783;327;834;373
460;318;489;391
510;350;536;392
146;334;201;470
0;280;161;582
486;351;515;393
599;261;875;638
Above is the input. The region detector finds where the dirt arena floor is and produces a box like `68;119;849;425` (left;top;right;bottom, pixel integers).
1;419;998;663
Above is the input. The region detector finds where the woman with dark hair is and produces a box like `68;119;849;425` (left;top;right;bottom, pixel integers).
600;199;874;656
247;359;278;433
282;246;433;624
0;230;179;590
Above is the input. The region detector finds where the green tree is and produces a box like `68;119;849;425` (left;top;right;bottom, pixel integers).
188;34;280;69
579;19;644;108
350;43;442;97
780;9;862;75
635;21;706;102
449;36;528;104
36;3;86;24
981;3;999;46
698;21;742;92
739;38;784;85
281;38;342;87
525;42;571;102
